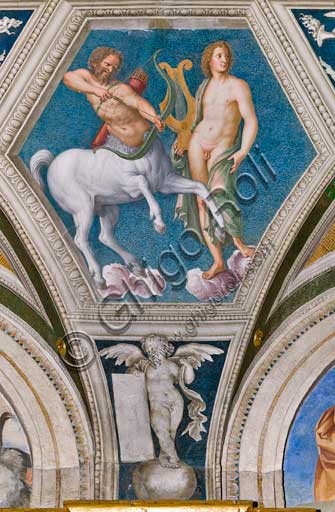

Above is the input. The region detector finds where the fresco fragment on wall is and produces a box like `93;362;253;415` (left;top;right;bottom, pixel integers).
0;396;32;508
97;337;228;499
0;251;13;273
0;248;20;301
284;366;335;509
21;26;315;303
0;10;32;67
304;223;335;268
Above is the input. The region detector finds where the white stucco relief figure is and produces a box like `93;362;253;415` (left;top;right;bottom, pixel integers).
300;13;335;47
320;57;335;81
100;335;224;469
0;17;22;36
0;16;22;68
101;335;224;499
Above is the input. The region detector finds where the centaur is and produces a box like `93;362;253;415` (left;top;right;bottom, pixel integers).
30;50;225;288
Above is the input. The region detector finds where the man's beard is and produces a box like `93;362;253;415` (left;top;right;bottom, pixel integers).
93;67;115;85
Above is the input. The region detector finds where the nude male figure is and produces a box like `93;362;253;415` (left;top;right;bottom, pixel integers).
63;46;164;149
181;41;258;280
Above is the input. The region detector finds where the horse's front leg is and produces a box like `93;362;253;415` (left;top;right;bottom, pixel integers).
130;175;165;234
161;173;225;236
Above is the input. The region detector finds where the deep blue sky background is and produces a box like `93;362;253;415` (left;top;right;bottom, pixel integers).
20;28;315;302
284;366;335;506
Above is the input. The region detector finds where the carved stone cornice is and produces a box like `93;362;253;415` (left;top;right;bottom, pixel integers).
0;2;61;102
0;230;51;325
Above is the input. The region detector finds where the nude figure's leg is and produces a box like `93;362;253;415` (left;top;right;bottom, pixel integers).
150;406;180;468
207;144;255;260
188;135;225;280
169;397;184;448
232;237;255;258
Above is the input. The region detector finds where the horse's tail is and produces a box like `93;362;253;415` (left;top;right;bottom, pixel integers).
30;149;54;188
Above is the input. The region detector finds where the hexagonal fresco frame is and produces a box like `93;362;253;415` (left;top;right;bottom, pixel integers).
0;0;333;325
0;1;334;499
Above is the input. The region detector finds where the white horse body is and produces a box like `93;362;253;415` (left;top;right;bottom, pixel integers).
30;138;224;288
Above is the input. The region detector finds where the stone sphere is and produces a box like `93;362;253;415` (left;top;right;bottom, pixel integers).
133;459;197;499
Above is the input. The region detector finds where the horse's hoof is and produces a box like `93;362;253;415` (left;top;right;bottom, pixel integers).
154;223;166;235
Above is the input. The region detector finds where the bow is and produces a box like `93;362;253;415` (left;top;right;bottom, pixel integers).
97;49;176;160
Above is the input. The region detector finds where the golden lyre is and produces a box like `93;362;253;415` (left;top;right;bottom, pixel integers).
159;59;195;152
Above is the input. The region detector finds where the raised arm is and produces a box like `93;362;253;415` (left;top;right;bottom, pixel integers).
116;83;164;131
63;68;112;101
229;79;258;173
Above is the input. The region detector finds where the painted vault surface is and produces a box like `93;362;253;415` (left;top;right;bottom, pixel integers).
0;1;334;509
20;27;315;303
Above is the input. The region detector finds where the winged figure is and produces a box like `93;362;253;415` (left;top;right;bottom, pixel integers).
0;17;22;36
300;13;335;47
100;335;224;468
320;57;335;81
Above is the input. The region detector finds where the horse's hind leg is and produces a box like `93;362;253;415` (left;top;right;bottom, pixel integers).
73;203;105;288
97;204;144;274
